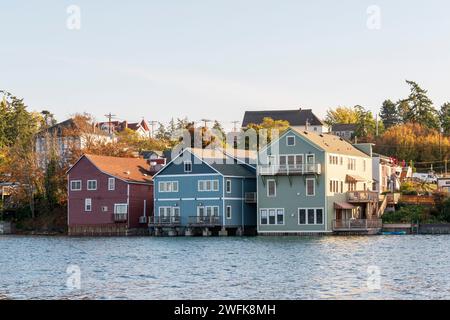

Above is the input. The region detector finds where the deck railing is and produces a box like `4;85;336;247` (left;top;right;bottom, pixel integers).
188;215;222;226
149;216;181;226
258;163;321;176
244;192;257;203
347;191;379;202
333;219;383;230
114;213;127;222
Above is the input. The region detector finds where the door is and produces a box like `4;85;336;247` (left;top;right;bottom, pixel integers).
197;206;205;223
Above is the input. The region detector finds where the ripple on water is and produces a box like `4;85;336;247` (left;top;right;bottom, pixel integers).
2;235;450;299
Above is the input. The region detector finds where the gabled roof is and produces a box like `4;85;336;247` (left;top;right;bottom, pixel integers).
241;108;324;127
154;148;255;178
68;154;153;183
331;123;358;132
290;128;370;158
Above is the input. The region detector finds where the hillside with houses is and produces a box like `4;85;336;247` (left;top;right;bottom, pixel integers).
2;81;450;236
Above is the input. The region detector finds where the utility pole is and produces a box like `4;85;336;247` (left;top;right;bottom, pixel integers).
200;119;212;128
231;121;240;132
104;113;117;135
149;120;158;139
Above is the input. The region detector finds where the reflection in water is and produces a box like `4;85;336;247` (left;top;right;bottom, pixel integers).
1;235;449;299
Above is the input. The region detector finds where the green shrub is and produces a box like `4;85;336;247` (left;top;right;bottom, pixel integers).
382;205;426;223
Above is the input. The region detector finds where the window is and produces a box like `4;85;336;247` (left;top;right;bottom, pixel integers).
114;204;128;214
298;208;324;225
226;206;232;219
159;181;178;193
348;158;356;171
329;155;339;165
286;136;295;146
299;209;306;225
268;209;276;224
267;180;276;197
198;180;220;192
70;180;82;191
307;209;315;224
260;209;268;225
260;208;284;225
306;178;315;196
316;209;324;224
184;161;192;173
363;160;366;172
341;181;344;193
87;180;97;190
108;178;115;191
226;179;232;193
85;198;92;212
276;209;284;225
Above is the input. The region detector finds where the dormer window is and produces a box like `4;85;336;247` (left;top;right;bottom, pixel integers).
184;161;192;173
286;136;295;146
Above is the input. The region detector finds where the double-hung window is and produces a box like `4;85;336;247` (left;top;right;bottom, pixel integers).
267;179;276;197
85;198;92;212
298;208;324;225
226;206;232;219
306;178;315;196
260;208;284;225
226;180;232;193
184;161;192;173
108;178;115;191
70;180;82;191
87;180;97;191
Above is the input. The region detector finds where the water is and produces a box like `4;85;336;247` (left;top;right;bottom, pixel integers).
1;235;450;300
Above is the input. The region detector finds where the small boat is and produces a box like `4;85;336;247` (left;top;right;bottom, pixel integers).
382;231;407;235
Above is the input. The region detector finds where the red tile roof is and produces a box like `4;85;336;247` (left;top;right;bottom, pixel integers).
84;154;153;183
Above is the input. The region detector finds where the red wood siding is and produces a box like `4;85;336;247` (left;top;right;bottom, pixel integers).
68;156;153;228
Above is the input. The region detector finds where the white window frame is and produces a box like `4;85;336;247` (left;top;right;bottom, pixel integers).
226;179;232;193
85;198;92;212
260;209;268;225
87;180;97;191
306;154;315;164
298;208;324;225
184;161;192;173
260;208;284;225
198;180;219;192
159;181;178;193
267;179;276;197
70;180;82;191
286;135;295;146
226;205;232;219
108;177;115;191
114;203;128;214
306;178;315;196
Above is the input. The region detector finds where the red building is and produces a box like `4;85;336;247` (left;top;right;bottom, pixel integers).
67;154;154;236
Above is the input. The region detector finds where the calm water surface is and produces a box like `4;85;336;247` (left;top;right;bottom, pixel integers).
1;235;449;300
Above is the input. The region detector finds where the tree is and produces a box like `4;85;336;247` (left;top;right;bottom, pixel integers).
401;80;439;130
243;117;290;150
324;106;359;126
379;99;400;129
440;102;450;135
212;120;226;142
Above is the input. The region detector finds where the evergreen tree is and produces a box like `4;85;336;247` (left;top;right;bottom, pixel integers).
379;99;400;129
402;80;439;129
155;122;168;140
440;102;450;135
212;120;226;141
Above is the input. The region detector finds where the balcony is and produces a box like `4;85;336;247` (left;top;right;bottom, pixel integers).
333;219;382;231
114;213;127;222
188;216;222;227
258;163;321;176
244;192;257;203
347;191;379;203
149;216;181;227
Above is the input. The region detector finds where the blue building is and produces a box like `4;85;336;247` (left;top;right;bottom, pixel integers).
151;148;257;236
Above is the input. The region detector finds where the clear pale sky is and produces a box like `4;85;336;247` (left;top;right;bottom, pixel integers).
1;0;450;129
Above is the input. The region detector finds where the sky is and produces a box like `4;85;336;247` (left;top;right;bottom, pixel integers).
1;0;450;130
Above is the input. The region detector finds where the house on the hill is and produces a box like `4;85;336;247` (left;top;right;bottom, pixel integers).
241;108;327;133
67;154;154;236
35;118;113;167
97;119;151;138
